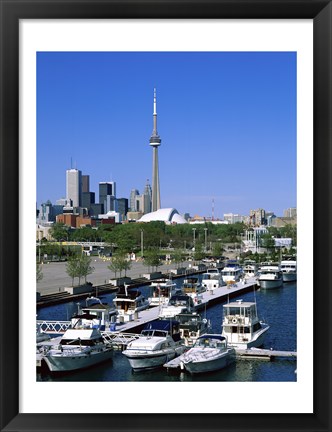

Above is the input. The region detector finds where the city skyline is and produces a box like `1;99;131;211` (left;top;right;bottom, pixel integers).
37;51;296;217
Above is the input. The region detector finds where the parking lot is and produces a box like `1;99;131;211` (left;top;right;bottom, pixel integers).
37;257;191;295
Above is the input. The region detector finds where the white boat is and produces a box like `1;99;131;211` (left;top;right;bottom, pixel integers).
222;299;269;349
280;260;297;282
113;287;149;323
175;311;211;346
201;268;225;292
258;265;283;289
40;327;113;372
122;320;186;371
148;278;179;307
158;294;195;319
181;277;206;306
178;334;236;375
221;261;243;285
71;296;118;330
242;260;258;279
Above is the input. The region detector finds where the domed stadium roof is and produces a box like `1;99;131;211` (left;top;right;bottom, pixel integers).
138;208;187;224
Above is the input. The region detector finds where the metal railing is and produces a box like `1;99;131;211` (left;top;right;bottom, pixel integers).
37;320;71;334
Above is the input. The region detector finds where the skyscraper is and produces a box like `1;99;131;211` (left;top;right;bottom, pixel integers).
66;168;82;207
82;175;90;193
99;182;116;213
129;189;139;211
149;88;162;212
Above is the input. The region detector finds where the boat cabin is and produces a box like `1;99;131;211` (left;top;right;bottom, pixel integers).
60;328;105;346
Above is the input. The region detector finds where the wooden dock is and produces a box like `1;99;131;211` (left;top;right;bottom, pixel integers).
236;348;297;360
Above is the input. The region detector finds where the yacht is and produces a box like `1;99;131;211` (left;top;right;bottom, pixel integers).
181;277;206;306
280;260;297;282
175;311;211;346
221;261;243;285
113;287;149;323
258;265;283;289
122;320;186;371
221;299;269;349
148;278;179;307
178;334;236;375
158;294;195;319
242;260;258;279
40;327;113;372
71;296;117;330
201;268;225;292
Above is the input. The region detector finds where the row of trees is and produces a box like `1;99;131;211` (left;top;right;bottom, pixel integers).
65;255;95;286
45;220;248;254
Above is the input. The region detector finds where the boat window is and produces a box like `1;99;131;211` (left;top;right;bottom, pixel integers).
253;322;262;331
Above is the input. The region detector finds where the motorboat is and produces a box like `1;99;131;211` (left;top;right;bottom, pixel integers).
242;260;258;279
221;299;269;349
258;265;283;289
221;260;243;285
158;294;195;319
181;277;206;306
148;278;179;307
175;311;211;346
201;268;225;292
122;320;186;371
178;334;236;375
280;260;297;282
113;286;149;323
39;327;113;372
71;296;118;330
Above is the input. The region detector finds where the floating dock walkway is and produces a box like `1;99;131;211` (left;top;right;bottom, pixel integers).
37;278;259;335
163;348;297;370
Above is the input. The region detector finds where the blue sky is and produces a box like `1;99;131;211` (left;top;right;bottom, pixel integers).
37;51;296;218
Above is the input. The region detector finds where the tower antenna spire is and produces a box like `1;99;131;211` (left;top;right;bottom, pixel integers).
149;88;162;212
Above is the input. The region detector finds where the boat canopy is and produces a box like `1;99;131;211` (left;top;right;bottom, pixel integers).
197;335;226;342
144;320;180;332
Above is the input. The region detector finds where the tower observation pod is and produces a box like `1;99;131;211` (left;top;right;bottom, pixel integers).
149;88;162;212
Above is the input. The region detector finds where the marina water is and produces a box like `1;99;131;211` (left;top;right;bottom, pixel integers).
37;277;297;382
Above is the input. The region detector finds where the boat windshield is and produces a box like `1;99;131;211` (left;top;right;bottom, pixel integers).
224;305;257;319
141;329;168;337
195;337;226;349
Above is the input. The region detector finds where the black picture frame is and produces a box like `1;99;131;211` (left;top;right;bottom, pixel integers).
0;1;331;431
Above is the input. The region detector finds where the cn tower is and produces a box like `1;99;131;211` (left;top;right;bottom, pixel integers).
149;88;162;212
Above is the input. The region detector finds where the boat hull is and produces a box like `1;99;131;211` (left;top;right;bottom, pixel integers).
259;279;283;289
282;272;297;282
123;347;185;371
44;348;113;372
226;326;269;350
183;349;236;375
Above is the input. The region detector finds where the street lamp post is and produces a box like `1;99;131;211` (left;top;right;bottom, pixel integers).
140;229;144;258
204;228;208;252
192;228;196;250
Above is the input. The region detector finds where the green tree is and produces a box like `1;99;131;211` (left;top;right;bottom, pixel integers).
49;222;70;241
66;256;80;286
193;242;205;261
212;242;224;257
143;248;162;272
107;252;131;278
79;255;95;283
172;249;184;268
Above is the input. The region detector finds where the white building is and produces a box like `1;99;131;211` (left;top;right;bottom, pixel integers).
66;169;82;207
